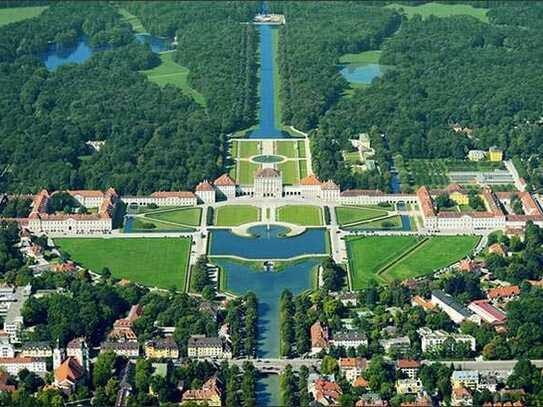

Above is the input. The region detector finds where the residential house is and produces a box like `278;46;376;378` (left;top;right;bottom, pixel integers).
3;285;31;343
21;341;52;358
0;372;15;393
310;321;330;354
396;378;423;395
356;400;389;407
145;337;179;359
379;336;411;353
488;243;507;257
397;359;421;380
487;285;520;303
0;357;47;375
339;358;367;383
0;334;14;358
336;292;358;307
411;296;434;311
431;290;481;325
418;328;476;353
332;330;368;349
311;378;343;406
187;335;231;360
451;370;479;390
181;376;222;406
101;341;140;358
452;385;473;407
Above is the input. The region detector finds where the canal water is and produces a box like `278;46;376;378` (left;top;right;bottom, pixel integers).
249;23;284;139
42;33;171;71
209;225;328;259
215;258;319;357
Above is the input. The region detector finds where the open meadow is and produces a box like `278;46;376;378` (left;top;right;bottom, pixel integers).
55;238;191;289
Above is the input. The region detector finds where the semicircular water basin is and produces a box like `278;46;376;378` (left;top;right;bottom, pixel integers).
209;225;328;259
251;154;285;164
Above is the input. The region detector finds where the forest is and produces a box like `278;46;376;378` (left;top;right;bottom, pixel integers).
0;2;225;194
268;1;401;131
125;1;260;133
316;1;543;189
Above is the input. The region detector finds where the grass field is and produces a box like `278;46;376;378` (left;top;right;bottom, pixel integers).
238;141;261;158
215;205;260;226
385;2;488;22
298;141;306;158
141;52;205;105
278;160;300;185
130;217;194;232
238;161;261;185
275;140;297;158
56;238;191;289
348;215;403;230
347;235;479;288
145;207;201;227
0;6;48;26
384;236;479;281
348;236;420;288
299;160;308;178
339;50;382;65
118;7;145;33
336;206;389;226
277;205;323;226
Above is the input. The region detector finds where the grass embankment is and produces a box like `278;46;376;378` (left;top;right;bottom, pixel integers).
385;2;488;22
56;238;191;289
276;205;323;226
141;52;205;106
347;235;479;288
0;6;48;26
214;205;260;226
335;206;389;226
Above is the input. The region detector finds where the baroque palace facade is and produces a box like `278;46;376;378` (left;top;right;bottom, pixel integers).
2;168;543;235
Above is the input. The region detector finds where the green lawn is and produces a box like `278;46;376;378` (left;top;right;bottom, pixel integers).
130;217;194;232
299;160;308;179
141;52;205;106
0;6;48;26
238;161;260;185
55;238;191;289
385;2;488;22
347;236;420;288
145;207;202;227
298;141;306;158
118;7;145;33
348;215;403;230
238;141;261;158
215;205;260;226
278;161;300;185
275;140;297;158
336;206;389;226
277;205;323;226
339;50;382;65
384;236;480;281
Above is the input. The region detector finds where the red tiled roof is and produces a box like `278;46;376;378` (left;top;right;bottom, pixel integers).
469;300;507;323
196;181;214;192
339;357;367;369
487;285;520;299
398;359;421;369
55;357;84;384
310;321;329;348
299;175;322;186
321;180;340;190
214;173;236;186
417;186;435;218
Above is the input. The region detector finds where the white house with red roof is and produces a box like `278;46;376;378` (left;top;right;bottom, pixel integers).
214;173;237;200
195;180;216;204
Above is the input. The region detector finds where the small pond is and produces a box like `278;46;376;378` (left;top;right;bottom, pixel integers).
251;154;284;164
43;33;172;71
215;258;319;357
339;63;391;84
209;225;328;259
